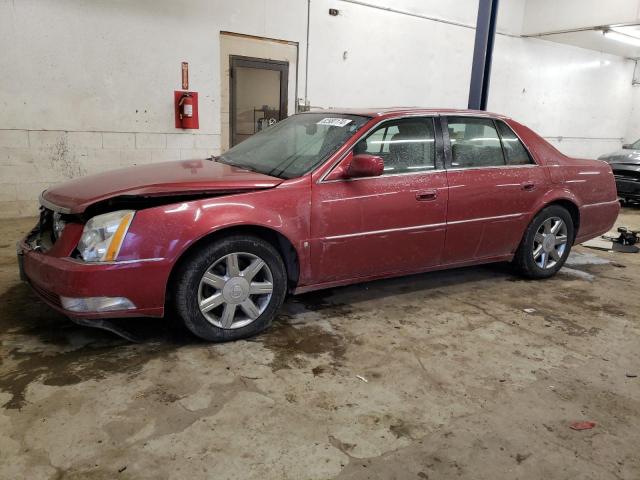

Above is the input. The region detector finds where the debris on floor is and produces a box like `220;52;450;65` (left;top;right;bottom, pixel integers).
523;308;536;314
603;227;639;246
626;373;638;378
584;227;640;253
569;421;596;431
356;375;368;383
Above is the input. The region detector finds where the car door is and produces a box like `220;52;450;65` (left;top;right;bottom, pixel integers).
442;116;547;263
310;116;448;283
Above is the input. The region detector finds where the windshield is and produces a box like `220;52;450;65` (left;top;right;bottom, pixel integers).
632;139;640;149
218;113;370;179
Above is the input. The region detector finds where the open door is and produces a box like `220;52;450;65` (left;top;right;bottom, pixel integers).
220;32;298;152
230;56;289;147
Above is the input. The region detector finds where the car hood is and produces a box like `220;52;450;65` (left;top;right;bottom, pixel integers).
42;159;283;214
599;149;640;165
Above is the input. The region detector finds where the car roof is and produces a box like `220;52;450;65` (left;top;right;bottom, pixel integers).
303;107;510;119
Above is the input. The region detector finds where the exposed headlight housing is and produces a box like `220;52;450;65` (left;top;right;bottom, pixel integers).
52;212;66;240
77;210;135;262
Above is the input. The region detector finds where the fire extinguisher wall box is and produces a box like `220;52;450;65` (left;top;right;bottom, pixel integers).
174;91;199;129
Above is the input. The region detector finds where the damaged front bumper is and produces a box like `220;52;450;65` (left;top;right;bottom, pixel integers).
18;220;169;320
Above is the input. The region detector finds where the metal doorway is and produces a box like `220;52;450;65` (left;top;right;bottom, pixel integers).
229;56;289;147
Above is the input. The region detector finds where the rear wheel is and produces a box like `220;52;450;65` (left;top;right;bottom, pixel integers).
513;205;574;279
173;235;287;342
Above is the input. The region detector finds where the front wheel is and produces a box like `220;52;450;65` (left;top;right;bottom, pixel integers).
172;235;287;342
512;205;574;279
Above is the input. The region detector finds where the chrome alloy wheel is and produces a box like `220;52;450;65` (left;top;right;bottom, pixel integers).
532;217;568;269
197;252;274;329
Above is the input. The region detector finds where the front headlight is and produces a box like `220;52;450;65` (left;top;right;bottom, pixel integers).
77;210;135;262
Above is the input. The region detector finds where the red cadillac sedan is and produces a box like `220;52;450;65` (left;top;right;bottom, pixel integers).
19;108;619;341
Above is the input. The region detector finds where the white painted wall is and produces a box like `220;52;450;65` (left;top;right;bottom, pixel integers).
308;0;635;159
490;36;635;158
307;0;476;109
626;86;640;143
0;0;638;217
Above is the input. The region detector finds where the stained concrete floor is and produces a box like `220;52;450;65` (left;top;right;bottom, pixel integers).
0;208;639;480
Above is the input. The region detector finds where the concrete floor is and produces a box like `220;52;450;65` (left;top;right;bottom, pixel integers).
1;208;639;480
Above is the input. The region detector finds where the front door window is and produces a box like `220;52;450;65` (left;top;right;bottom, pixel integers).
355;118;436;174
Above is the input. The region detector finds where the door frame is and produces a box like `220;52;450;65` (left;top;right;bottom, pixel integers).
229;55;289;147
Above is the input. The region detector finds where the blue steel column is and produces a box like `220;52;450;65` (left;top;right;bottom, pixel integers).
468;0;500;110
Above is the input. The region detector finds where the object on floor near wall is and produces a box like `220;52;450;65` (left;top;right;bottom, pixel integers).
583;226;639;253
606;226;640;253
603;226;639;246
174;90;199;129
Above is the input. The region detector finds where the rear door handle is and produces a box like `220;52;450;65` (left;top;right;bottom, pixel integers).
416;190;437;201
521;182;536;191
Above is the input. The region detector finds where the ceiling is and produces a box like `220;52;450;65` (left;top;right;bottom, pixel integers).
520;0;640;59
536;27;640;59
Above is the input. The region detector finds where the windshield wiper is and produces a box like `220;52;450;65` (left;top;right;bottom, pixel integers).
217;157;268;176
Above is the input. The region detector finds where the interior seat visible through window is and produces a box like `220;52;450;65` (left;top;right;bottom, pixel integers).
354;118;436;174
447;117;505;168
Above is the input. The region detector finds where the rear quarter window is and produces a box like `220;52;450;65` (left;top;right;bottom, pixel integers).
496;121;534;166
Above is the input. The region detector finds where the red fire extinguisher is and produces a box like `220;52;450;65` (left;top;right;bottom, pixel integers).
178;93;193;120
174;91;199;129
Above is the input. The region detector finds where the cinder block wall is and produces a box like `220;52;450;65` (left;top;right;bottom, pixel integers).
0;130;218;217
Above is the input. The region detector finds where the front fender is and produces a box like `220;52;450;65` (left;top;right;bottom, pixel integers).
117;176;312;284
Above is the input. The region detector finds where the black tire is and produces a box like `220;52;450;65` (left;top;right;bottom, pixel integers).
172;235;287;342
512;205;574;279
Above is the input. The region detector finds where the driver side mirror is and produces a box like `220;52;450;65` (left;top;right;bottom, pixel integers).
622;143;632;149
326;151;384;180
347;154;385;178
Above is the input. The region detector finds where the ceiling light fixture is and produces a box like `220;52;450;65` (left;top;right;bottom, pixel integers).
603;29;640;47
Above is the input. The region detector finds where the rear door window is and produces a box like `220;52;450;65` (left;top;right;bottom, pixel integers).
446;117;505;168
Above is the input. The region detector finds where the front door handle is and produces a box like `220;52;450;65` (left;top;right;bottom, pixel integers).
521;182;536;191
416;190;437;201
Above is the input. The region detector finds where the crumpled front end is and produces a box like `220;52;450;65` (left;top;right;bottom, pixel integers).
18;203;170;319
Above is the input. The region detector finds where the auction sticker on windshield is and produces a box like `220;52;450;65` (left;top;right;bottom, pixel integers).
317;118;352;127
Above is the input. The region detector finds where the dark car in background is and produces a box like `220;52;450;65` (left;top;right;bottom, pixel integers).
599;139;640;203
